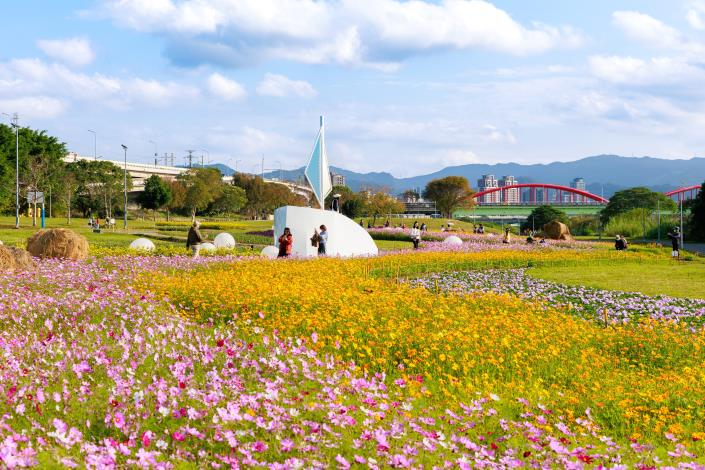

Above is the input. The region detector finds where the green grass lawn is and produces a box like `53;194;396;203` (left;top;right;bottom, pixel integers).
374;239;414;251
529;262;705;299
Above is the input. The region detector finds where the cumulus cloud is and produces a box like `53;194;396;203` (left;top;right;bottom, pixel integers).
0;96;66;119
37;37;95;66
207;73;246;100
96;0;583;69
256;73;316;98
483;124;516;144
0;57;200;116
588;55;705;86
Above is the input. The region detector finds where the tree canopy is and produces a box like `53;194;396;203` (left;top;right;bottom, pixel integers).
138;175;172;213
600;187;676;223
521;205;569;232
422;176;474;217
0;124;67;212
688;182;705;241
231;173;306;219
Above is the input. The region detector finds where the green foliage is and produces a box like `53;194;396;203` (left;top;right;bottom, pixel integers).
177;168;224;218
68;159;132;217
568;215;600;236
688;182;705;241
324;185;353;209
208;184;247;215
422;176;474;218
0;123;67;213
600;187;676;223
138;175;172;212
603;208;680;239
362;192;405;223
521;205;569;232
231;173;306;218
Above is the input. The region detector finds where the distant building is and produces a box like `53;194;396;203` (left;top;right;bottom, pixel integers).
331;172;346;187
499;175;520;204
570;177;586;203
477;174;500;204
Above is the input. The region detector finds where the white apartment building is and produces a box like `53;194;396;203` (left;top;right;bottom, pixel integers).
477;174;500;204
499;175;520;204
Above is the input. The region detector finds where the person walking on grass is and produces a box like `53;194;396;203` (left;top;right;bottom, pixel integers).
186;221;206;257
667;228;681;258
278;227;293;258
318;225;328;255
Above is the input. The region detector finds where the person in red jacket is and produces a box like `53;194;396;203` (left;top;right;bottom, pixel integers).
277;227;293;258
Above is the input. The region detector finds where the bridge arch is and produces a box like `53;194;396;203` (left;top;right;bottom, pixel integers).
472;183;609;205
664;185;701;203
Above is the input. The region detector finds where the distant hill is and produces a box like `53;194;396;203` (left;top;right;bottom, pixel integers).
258;155;705;197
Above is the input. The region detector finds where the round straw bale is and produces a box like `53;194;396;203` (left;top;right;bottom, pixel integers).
26;228;89;260
0;246;17;271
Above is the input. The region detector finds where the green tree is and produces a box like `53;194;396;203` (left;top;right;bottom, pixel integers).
401;189;420;201
232;173;306;219
688;182;705;241
138;175;172;220
324;185;354;209
0;124;67;216
209;185;247;216
521;205;569;232
177;168;224;220
422;176;475;218
342;195;365;218
363;192;405;225
600;187;675;223
69;159;131;217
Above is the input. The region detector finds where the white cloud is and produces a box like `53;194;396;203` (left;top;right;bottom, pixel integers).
207;73;246;100
612;11;682;49
483;124;516;144
588;55;705;86
256;73;316;98
37;37;95;66
0;96;66;119
0;57;199;116
686;2;705;30
96;0;584;69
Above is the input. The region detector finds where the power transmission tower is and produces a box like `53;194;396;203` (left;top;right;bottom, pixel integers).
185;150;196;168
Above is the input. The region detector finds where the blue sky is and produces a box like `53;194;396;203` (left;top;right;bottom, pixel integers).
1;0;705;177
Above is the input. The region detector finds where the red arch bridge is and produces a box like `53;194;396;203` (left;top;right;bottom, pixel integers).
472;183;609;206
664;185;701;203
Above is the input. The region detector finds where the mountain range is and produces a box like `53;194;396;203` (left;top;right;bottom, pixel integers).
219;155;704;198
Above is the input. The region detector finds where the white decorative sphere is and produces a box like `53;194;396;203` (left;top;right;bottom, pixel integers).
200;242;216;252
261;245;279;259
213;232;236;249
0;240;3;245
443;235;463;246
129;238;155;251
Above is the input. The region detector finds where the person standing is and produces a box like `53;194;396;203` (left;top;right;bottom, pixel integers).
667;228;681;258
503;226;511;244
187;221;206;257
318;225;328;255
410;222;421;249
278;227;293;258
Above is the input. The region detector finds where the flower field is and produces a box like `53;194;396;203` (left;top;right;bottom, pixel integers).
2;248;705;467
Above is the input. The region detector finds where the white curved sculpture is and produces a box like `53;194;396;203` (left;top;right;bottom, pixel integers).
200;242;216;252
129;238;156;251
443;235;463;246
214;232;236;249
261;245;279;259
273;206;378;258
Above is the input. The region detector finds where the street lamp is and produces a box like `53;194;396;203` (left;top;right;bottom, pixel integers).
121;144;128;229
149;140;158;166
3;112;20;228
88;129;97;160
199;149;210;167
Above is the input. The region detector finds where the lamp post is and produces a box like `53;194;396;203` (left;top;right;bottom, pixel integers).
121;144;128;229
4;112;20;228
88;129;97;160
149;140;158;166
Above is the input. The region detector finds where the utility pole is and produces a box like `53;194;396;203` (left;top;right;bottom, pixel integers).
88;130;97;160
261;155;264;178
121;145;128;229
186;150;195;168
3;112;20;228
149;140;158;166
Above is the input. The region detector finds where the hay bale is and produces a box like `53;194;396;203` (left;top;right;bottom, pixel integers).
27;228;89;260
542;220;572;241
8;246;35;270
0;246;16;271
